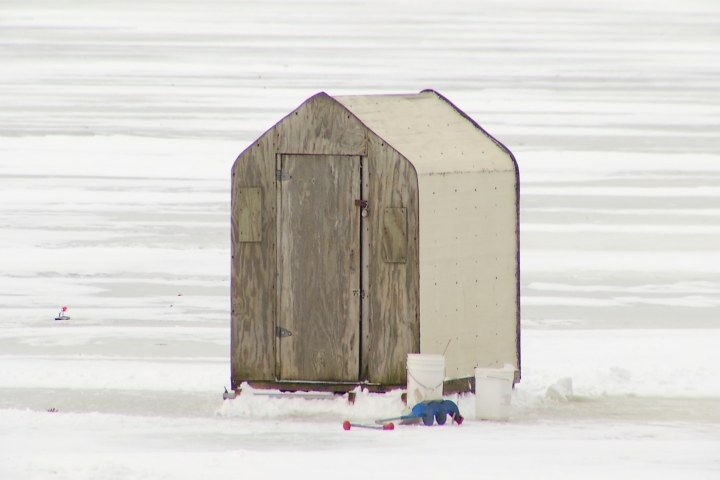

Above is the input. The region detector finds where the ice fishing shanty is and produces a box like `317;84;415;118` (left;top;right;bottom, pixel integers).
231;90;519;394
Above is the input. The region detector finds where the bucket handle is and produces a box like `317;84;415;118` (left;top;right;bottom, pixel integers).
407;369;445;390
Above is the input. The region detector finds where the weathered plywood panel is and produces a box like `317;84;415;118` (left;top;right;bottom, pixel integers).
275;93;367;156
366;135;420;384
360;158;371;381
382;207;407;263
236;187;262;242
230;135;276;384
278;154;361;382
418;169;519;380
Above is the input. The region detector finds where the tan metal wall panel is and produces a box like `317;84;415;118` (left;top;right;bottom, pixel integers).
277;155;361;382
275;93;367;156
366;135;420;384
418;169;519;379
230;135;277;383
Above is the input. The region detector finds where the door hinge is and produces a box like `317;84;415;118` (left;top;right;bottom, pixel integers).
276;326;292;338
352;289;366;299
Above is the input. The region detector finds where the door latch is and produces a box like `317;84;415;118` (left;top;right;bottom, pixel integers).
354;199;369;217
352;289;366;299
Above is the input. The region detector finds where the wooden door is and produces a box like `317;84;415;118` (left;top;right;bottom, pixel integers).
276;154;361;382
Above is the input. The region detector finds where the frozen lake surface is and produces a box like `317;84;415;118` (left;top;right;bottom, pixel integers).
1;0;719;478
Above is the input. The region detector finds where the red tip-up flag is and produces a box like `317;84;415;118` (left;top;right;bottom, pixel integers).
62;306;67;312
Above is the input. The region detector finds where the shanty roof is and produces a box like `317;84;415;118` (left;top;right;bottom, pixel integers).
333;90;516;176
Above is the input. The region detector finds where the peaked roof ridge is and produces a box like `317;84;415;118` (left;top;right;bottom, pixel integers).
333;90;516;175
420;89;517;164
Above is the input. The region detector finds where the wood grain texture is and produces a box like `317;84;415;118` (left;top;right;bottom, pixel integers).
236;187;262;242
275;93;367;156
365;134;420;385
246;380;400;394
277;154;361;382
360;157;371;380
231;134;276;384
274;154;283;380
382;207;407;263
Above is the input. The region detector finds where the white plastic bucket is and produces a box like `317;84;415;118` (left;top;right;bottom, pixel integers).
406;354;445;407
475;367;515;421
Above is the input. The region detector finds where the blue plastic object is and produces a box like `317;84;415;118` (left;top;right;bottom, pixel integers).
441;400;463;424
410;402;436;426
376;399;463;426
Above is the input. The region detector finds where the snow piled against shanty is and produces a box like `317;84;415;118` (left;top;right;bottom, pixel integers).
218;326;720;423
217;384;408;421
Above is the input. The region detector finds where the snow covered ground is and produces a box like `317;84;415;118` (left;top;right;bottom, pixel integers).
1;0;720;478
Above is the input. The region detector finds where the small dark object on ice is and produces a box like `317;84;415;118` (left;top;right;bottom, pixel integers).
223;387;237;400
54;306;70;321
47;408;57;413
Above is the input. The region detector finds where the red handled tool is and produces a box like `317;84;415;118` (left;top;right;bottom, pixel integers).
343;420;394;431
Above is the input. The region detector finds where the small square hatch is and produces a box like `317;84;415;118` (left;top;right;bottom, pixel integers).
382;207;407;263
236;187;262;242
